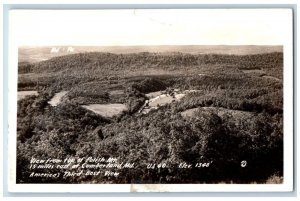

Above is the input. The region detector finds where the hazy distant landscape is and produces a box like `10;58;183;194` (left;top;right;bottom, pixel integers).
19;45;283;63
17;45;283;184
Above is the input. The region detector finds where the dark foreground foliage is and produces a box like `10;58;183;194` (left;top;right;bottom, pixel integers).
17;51;283;184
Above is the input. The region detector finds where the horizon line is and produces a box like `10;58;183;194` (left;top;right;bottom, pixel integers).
19;44;284;48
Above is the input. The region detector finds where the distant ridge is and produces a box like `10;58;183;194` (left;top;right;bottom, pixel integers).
19;45;283;63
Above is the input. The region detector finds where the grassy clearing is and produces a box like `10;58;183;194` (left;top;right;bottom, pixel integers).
82;103;127;118
48;91;68;106
17;91;38;101
241;69;265;74
263;75;281;82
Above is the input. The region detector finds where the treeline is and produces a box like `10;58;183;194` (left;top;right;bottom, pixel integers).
18;62;34;74
18;52;283;93
27;52;283;73
172;90;282;116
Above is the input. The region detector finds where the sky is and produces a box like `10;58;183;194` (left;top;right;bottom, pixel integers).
10;9;292;46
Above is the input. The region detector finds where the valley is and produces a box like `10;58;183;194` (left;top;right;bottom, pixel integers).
16;47;283;184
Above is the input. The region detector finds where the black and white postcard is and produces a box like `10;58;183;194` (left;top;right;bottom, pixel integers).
7;8;294;192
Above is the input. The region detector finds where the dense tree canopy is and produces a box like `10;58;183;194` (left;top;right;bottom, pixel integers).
17;51;283;184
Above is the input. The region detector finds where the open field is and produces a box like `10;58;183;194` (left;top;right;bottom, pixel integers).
17;91;38;101
16;46;283;184
48;91;68;106
82;104;127;117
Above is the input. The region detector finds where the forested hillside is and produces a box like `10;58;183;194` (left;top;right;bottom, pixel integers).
17;51;283;184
